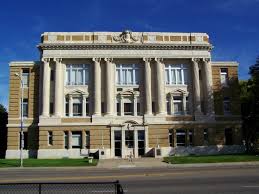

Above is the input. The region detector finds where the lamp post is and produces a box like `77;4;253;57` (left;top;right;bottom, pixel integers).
15;73;24;167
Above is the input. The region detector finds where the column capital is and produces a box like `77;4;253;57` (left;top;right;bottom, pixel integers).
143;57;152;63
202;58;211;63
42;58;50;63
53;58;62;63
92;57;101;62
191;58;201;63
104;58;113;63
154;57;163;63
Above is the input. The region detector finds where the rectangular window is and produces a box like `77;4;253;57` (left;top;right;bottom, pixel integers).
85;131;90;149
65;98;69;116
173;96;183;115
166;98;170;115
85;98;89;116
189;130;193;146
137;102;140;116
165;64;188;85
66;64;90;85
22;99;28;117
101;102;105;114
73;98;82;116
124;103;133;115
225;128;233;145
22;69;29;87
72;131;82;148
64;131;68;149
204;129;209;145
176;129;186;146
48;131;53;146
117;101;120;115
220;68;228;86
168;129;173;147
223;97;231;114
116;64;139;85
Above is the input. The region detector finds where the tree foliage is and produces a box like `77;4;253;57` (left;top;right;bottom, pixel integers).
240;56;259;153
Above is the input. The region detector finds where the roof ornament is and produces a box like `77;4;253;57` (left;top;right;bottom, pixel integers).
113;30;139;43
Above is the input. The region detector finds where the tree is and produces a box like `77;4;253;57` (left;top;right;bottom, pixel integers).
240;56;259;153
0;104;8;158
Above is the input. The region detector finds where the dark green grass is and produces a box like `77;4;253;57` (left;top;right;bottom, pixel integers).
0;158;98;167
164;154;259;164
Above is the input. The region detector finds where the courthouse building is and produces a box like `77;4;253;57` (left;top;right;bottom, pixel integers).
6;31;243;159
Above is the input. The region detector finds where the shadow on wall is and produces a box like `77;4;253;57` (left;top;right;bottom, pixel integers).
0;105;8;158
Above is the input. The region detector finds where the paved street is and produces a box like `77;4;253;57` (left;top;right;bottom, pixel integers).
0;165;259;193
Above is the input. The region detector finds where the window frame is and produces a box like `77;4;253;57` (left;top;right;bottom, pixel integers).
66;64;90;86
165;64;188;85
116;64;140;86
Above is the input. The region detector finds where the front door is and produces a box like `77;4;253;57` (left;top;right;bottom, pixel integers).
114;131;122;157
125;130;134;157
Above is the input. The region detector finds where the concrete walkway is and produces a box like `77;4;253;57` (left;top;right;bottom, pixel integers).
97;157;170;169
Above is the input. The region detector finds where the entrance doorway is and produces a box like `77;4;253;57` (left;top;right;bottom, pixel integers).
138;130;145;156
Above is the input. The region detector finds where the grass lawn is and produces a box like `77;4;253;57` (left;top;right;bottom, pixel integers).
164;154;259;164
0;158;98;167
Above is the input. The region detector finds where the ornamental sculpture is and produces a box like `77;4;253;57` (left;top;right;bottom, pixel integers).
113;30;139;43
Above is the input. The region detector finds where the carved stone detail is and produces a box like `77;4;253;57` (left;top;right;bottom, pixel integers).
113;30;139;43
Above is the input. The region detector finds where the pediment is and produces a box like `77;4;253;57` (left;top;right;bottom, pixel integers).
66;89;88;96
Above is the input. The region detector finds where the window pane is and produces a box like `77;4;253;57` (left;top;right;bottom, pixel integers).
127;69;133;84
71;70;76;85
66;69;70;85
165;69;170;84
22;73;29;87
122;69;127;84
85;69;89;84
171;69;176;84
116;69;120;84
135;69;139;84
78;69;83;85
176;69;182;84
183;69;188;84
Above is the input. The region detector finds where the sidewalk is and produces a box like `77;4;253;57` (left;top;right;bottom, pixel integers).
97;158;169;169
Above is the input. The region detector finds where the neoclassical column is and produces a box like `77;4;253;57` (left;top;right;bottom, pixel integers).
192;58;202;115
203;58;215;116
82;94;87;117
92;58;101;116
133;96;138;116
69;94;73;117
155;58;166;115
42;58;50;117
105;58;115;115
143;58;152;115
54;58;63;117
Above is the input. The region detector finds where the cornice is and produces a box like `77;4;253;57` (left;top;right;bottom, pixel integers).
38;43;213;51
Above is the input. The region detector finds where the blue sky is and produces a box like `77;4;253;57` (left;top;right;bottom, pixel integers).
0;0;259;108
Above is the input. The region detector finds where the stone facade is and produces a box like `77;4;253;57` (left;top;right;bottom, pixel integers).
6;31;243;159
